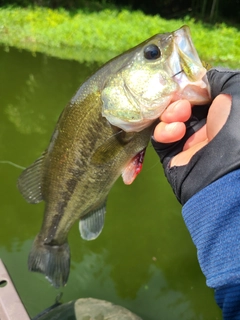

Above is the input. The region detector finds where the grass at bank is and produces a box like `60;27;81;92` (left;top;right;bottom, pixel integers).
0;6;239;67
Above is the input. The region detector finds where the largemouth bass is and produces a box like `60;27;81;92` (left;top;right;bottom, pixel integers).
18;25;210;288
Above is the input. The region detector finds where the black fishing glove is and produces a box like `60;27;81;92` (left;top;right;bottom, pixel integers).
151;68;240;205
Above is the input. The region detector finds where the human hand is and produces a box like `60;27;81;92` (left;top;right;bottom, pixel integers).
152;68;240;316
151;68;240;204
153;94;231;167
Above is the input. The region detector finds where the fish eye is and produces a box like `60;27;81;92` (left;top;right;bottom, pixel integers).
144;44;161;60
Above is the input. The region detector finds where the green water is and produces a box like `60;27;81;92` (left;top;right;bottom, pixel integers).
0;46;222;319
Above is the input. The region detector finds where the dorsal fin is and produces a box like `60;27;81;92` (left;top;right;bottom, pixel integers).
17;153;46;204
79;202;107;240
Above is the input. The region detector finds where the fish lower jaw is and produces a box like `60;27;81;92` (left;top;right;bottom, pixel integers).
172;71;210;105
171;82;210;105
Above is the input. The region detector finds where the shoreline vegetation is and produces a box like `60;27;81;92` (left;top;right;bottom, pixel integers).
0;6;239;67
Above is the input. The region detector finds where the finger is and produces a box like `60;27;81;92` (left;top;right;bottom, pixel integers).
153;121;186;143
170;140;208;167
183;125;207;151
206;94;231;141
160;100;192;123
171;94;232;166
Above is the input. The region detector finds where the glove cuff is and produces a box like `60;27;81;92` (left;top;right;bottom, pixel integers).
182;169;240;289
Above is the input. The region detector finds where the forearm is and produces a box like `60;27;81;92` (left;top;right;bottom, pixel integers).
182;169;240;317
215;285;240;319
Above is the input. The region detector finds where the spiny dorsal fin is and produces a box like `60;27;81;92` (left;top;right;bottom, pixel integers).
79;202;106;240
17;153;46;204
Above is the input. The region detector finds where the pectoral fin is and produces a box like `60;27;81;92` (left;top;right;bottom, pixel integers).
79;202;106;240
91;130;135;165
17;153;46;204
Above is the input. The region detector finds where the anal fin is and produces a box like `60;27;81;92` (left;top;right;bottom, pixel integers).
79;202;106;241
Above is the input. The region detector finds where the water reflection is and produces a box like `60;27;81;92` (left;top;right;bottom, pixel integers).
5;73;46;134
70;252;197;319
1;46;98;139
0;46;222;319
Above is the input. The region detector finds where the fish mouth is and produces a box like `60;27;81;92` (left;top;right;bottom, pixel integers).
171;68;210;104
170;26;211;104
173;26;206;81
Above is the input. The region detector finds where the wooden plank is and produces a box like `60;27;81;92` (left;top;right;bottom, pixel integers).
0;259;30;320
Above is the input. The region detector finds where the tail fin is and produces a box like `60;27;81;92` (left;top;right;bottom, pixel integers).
28;236;70;288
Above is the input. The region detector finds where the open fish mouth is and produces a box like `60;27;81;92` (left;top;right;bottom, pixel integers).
170;26;210;104
173;26;206;82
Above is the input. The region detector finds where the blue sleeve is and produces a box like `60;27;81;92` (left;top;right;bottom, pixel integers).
182;169;240;318
215;285;240;319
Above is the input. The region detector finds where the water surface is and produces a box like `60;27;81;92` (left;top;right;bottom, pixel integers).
0;46;222;319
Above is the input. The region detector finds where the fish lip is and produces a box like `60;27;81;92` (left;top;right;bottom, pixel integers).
171;68;210;103
172;25;206;81
169;26;211;104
